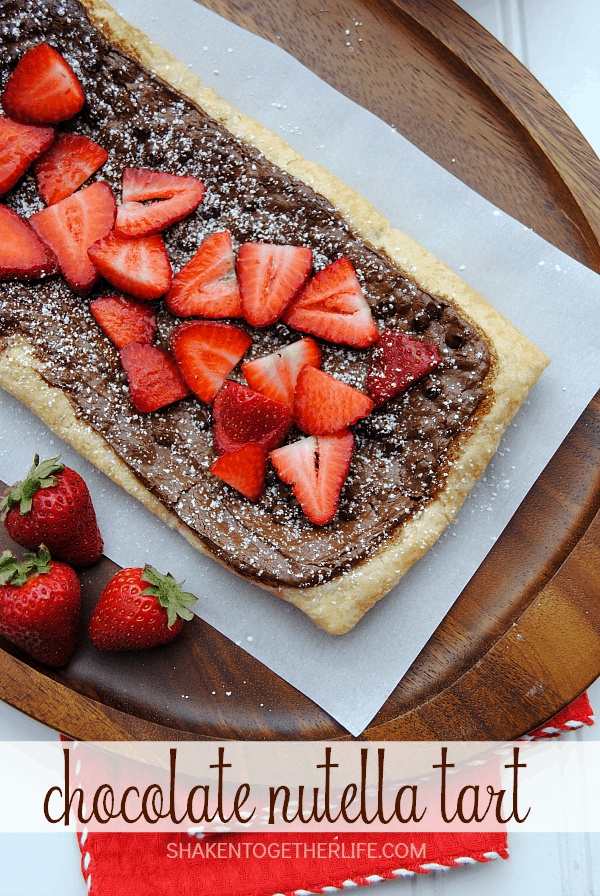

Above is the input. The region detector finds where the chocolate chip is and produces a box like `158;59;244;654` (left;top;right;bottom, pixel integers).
445;326;464;348
425;299;443;319
411;310;430;333
271;504;288;524
422;376;442;400
392;293;412;315
376;298;396;316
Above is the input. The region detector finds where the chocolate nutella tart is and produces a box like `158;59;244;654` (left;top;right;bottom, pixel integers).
0;0;549;634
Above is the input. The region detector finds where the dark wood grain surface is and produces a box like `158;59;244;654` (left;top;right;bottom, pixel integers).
2;0;600;740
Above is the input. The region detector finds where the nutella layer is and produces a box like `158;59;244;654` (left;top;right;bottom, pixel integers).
0;0;492;591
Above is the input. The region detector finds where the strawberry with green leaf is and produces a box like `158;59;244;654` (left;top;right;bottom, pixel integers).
0;546;81;667
1;455;103;566
88;565;198;651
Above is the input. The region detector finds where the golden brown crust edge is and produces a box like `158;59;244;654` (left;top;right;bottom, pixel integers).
0;0;550;634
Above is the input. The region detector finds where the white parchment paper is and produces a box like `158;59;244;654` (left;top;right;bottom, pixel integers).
1;0;600;736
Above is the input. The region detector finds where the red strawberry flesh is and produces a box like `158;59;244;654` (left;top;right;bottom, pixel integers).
270;430;354;526
2;44;85;126
1;455;103;567
294;365;374;435
242;337;322;410
120;342;191;413
88;232;172;300
237;242;313;326
210;444;268;501
283;256;379;347
0;114;54;196
90;295;157;350
212;381;292;455
115;167;205;238
165;230;242;318
170;320;252;404
34;131;108;205
366;330;441;407
29;180;116;294
0;205;57;280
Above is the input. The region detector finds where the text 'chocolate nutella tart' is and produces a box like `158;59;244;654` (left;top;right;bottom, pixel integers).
0;0;549;633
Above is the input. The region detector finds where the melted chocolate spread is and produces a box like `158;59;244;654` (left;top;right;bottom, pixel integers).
0;0;490;588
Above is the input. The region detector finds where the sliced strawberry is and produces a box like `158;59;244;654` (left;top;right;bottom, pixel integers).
237;242;313;327
283;257;379;347
28;181;115;294
212;381;293;456
89;295;157;350
165;231;242;318
270;430;354;526
88;232;172;301
210;444;268;502
170;320;252;405
2;44;85;125
0;115;54;196
294;366;373;435
0;205;56;280
114;167;205;238
120;342;191;413
242;337;322;410
34;131;108;205
366;330;441;407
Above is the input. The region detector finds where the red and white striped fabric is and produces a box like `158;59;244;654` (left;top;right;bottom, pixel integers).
72;693;593;895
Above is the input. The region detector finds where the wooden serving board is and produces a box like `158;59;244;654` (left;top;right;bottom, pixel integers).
2;0;600;741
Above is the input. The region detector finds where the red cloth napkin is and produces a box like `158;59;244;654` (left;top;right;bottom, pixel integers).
73;693;594;895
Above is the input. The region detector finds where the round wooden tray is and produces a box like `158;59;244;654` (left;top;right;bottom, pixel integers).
2;0;600;741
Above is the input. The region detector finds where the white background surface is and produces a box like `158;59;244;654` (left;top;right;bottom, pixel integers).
1;0;600;893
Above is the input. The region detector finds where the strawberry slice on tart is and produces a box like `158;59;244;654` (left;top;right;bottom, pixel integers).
294;365;374;435
270;430;354;526
366;329;441;407
120;342;191;413
88;232;172;300
28;180;115;294
165;230;242;318
1;44;85;126
0;115;54;196
34;131;108;205
0;205;57;280
114;167;205;238
237;242;313;327
170;320;252;404
89;294;158;350
212;381;293;455
282;256;379;347
210;444;268;502
241;337;321;410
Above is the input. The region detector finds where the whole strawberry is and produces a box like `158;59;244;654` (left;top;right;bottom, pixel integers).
1;455;103;566
0;546;81;667
88;565;197;651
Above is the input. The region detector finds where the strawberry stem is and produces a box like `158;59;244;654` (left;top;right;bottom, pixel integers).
0;545;53;586
140;565;197;629
0;455;65;517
